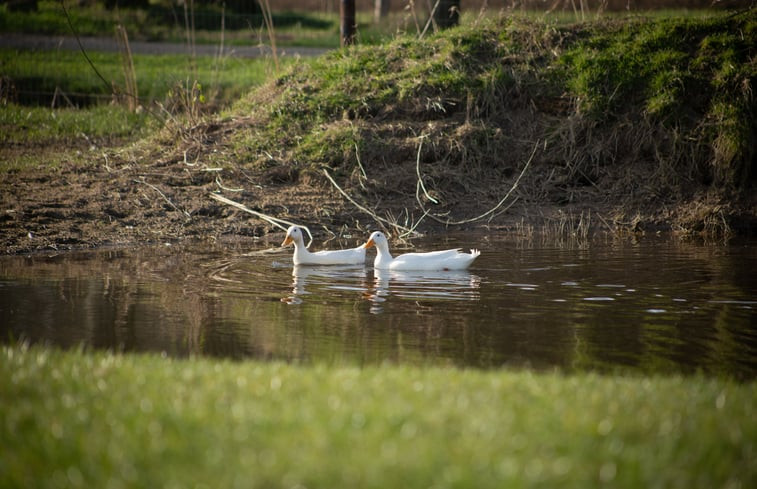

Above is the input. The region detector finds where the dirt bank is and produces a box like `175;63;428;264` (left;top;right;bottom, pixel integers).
1;138;354;254
1;118;754;256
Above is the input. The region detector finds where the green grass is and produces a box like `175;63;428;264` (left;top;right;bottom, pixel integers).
251;10;755;130
0;103;153;143
0;47;301;169
556;12;756;185
1;48;289;107
1;344;755;488
0;102;158;171
557;15;756;119
0;1;342;47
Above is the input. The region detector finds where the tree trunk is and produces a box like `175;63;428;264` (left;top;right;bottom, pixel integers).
374;0;391;23
341;0;356;46
432;0;460;29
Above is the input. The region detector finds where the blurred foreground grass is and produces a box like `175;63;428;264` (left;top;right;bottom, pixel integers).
1;344;755;488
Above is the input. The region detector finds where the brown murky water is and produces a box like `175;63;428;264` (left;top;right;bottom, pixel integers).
2;234;756;378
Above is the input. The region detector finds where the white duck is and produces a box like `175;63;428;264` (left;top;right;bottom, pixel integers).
282;226;366;266
364;231;480;271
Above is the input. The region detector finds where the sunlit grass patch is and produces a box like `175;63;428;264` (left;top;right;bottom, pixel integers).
1;48;286;108
0;103;153;142
0;103;156;171
1;344;755;488
557;13;754;121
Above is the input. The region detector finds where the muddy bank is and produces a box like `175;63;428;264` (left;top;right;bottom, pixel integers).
1;123;754;256
1;143;353;254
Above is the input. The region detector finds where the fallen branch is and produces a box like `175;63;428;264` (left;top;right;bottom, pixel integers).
135;178;191;220
215;176;243;193
415;140;540;226
322;169;421;237
209;192;312;246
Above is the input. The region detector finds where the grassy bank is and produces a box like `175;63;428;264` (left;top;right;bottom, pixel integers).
214;9;755;235
1;344;755;488
0;102;153;142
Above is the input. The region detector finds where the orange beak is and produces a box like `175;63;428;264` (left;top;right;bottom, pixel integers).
364;238;375;249
282;236;293;247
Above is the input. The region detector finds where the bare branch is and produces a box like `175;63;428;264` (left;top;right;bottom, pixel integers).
416;139;540;226
322;169;421;237
135;178;191;220
209;193;313;246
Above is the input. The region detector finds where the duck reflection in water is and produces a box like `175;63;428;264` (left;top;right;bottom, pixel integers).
365;268;482;314
282;265;369;304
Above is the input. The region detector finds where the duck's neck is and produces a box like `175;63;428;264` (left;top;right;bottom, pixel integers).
293;240;312;259
373;245;393;269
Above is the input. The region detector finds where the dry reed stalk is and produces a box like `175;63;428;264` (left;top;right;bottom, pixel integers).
354;143;368;190
260;0;280;75
183;0;197;75
515;218;535;239
60;0;112;95
407;0;422;35
50;86;75;109
420;0;441;39
540;210;591;248
215;175;243;193
115;25;138;112
415;136;439;204
211;2;226;93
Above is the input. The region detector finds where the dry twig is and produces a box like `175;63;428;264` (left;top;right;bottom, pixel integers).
322;169;422;237
354;143;368;190
415;136;439;204
415;139;540;226
209;193;312;246
135;178;191;219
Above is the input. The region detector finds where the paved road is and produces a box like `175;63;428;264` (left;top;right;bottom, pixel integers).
0;33;330;58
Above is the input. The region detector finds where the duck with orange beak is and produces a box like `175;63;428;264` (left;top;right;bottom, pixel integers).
364;231;480;271
282;226;366;266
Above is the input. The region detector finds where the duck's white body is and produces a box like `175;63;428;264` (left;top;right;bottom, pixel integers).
364;231;480;271
282;226;366;266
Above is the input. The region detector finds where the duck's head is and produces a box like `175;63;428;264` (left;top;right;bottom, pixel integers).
364;231;389;250
282;226;303;247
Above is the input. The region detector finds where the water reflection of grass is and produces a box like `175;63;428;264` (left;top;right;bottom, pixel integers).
2;344;754;488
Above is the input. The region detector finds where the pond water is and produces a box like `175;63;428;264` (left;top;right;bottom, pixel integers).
1;233;756;379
